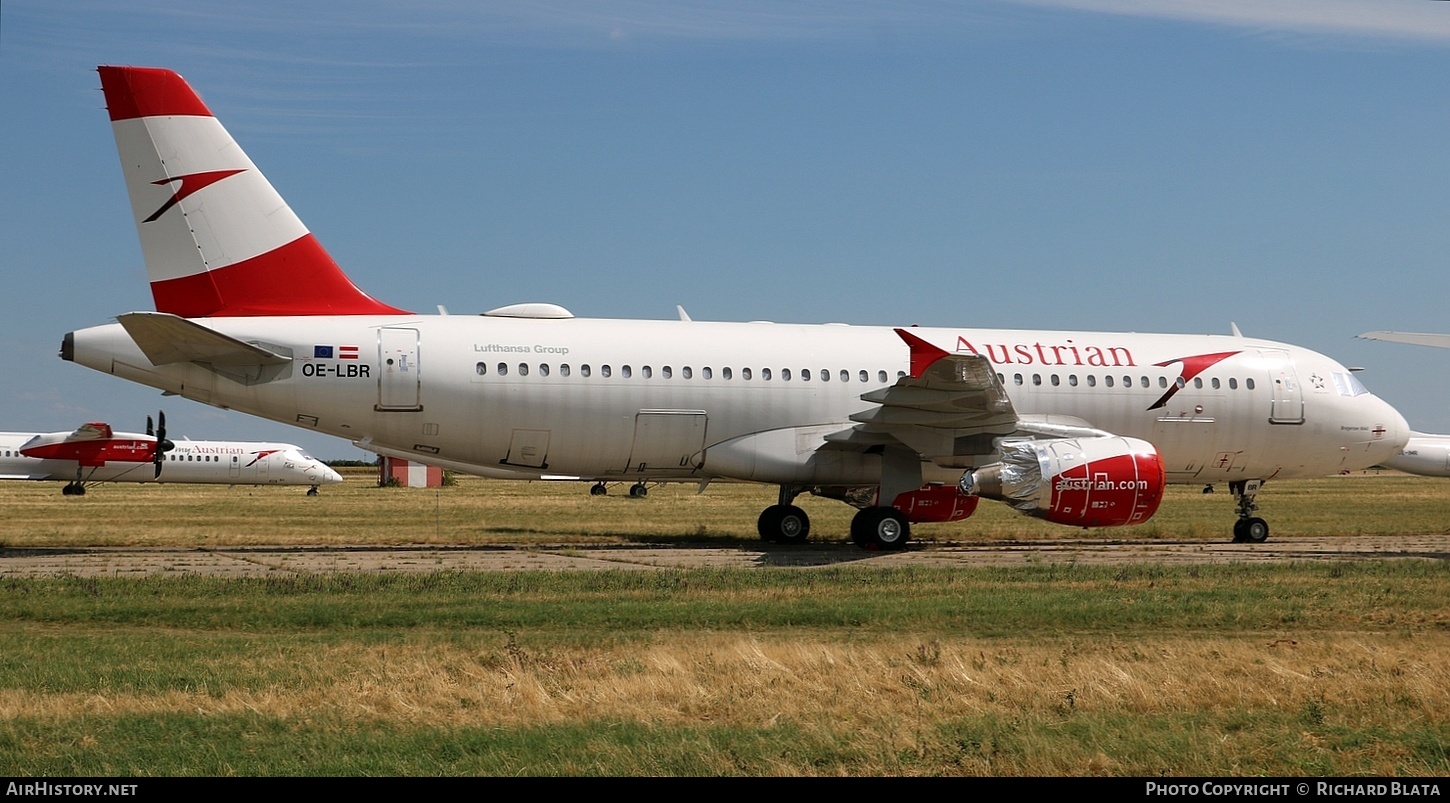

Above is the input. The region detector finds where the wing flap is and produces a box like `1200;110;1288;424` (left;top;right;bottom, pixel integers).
837;331;1022;466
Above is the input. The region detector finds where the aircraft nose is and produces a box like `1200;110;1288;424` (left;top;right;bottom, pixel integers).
1366;395;1411;464
320;464;344;484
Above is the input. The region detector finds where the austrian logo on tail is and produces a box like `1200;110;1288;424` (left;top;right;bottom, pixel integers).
143;170;247;222
244;449;281;467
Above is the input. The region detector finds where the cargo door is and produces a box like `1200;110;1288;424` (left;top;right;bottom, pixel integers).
625;411;707;476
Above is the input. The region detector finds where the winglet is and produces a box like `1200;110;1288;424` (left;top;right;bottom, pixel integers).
894;328;951;378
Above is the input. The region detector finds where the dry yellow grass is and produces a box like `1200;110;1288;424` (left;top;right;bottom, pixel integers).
2;632;1443;774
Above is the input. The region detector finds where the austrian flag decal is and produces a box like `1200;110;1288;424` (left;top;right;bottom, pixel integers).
313;345;359;359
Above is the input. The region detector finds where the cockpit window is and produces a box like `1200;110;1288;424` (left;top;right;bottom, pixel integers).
1333;372;1369;397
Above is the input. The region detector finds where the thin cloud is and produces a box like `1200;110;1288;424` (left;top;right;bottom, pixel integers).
1014;0;1450;44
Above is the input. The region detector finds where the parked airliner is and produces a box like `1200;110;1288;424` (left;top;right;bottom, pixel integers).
0;417;341;495
1380;433;1450;477
61;66;1408;547
1357;333;1450;476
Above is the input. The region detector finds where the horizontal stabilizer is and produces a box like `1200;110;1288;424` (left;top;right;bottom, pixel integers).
118;312;290;367
117;312;291;385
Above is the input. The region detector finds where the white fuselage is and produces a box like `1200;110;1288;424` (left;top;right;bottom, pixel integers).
65;315;1408;488
0;431;341;488
1383;433;1450;477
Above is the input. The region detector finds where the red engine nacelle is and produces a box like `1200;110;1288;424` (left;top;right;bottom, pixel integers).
20;436;155;467
959;436;1165;527
890;484;980;523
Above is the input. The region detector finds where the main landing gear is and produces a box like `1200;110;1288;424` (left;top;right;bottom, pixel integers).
587;481;652;497
757;486;912;550
758;487;810;544
849;507;910;550
1229;479;1269;543
61;481;87;496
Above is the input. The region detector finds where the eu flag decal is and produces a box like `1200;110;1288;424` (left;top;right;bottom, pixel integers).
313;345;334;359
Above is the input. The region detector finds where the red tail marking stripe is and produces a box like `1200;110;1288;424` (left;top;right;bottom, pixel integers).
99;66;213;121
148;234;410;317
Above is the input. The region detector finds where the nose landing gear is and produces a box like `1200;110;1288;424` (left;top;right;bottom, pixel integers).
1229;480;1269;543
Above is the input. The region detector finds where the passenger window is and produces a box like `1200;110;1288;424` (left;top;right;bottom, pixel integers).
1246;378;1255;390
642;366;652;378
742;367;752;380
763;368;772;380
518;364;528;376
683;367;693;379
858;370;867;382
1229;378;1238;390
1032;374;1042;386
1105;376;1114;388
1087;375;1096;387
723;367;733;380
878;371;888;383
1211;377;1220;389
703;367;712;380
1194;378;1203;389
1050;374;1060;387
497;363;508;376
1068;375;1078;387
540;364;550;377
1013;374;1024;386
561;364;571;377
663;366;673;379
602;365;612;378
783;369;792;381
821;369;830;382
801;370;811;382
1140;376;1149;388
475;362;487;376
581;364;591;377
621;365;631;378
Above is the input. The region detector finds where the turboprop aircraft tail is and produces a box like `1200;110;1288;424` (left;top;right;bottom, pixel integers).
97;66;408;317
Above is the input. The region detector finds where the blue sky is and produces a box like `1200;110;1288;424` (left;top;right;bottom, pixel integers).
3;1;1450;461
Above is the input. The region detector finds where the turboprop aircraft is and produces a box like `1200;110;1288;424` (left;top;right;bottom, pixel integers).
0;414;342;495
62;65;1409;548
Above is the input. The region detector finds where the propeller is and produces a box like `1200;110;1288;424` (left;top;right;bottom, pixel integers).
147;412;174;478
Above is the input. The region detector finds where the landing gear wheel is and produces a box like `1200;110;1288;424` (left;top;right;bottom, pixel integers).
589;482;607;496
1233;517;1269;544
629;483;648;498
850;507;910;551
757;504;810;543
306;485;319;497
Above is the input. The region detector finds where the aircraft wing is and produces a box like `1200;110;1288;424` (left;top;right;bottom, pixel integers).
17;422;114;453
64;422;114;442
827;329;1021;466
828;328;1121;467
1358;331;1450;350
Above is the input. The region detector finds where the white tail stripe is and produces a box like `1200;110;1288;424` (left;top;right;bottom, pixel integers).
112;117;307;284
